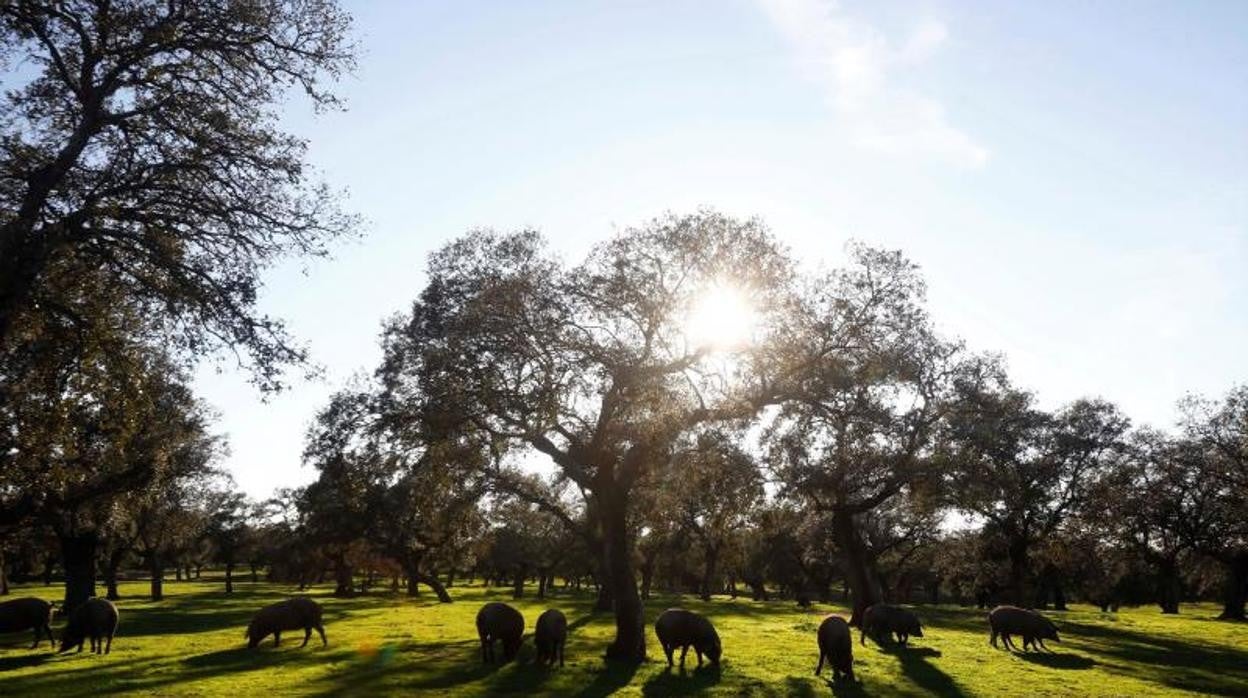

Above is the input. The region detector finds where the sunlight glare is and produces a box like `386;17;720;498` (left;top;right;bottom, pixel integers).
685;283;758;352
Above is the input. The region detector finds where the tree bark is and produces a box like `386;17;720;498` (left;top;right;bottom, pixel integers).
225;562;235;594
1006;537;1031;608
60;532;97;612
333;555;354;597
104;548;124;601
640;559;654;600
1217;552;1247;621
0;548;8;596
700;544;720;602
417;571;453;603
600;489;646;661
1158;558;1180;614
832;508;882;626
512;566;526;599
150;557;164;601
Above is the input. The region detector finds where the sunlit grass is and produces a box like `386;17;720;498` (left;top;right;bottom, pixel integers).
1;577;1245;696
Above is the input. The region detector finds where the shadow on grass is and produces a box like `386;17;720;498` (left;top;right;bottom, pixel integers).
640;662;721;696
1061;619;1248;695
877;642;962;696
573;658;640;698
115;588;401;639
0;652;52;672
1016;651;1095;670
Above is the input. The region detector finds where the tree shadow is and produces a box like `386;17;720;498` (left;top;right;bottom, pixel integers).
1060;619;1248;695
1015;651;1096;670
573;658;640;698
641;663;722;697
0;652;52;672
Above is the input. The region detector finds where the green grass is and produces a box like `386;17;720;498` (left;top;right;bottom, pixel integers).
1;577;1245;696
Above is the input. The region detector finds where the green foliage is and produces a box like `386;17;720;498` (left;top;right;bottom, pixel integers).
1;577;1245;696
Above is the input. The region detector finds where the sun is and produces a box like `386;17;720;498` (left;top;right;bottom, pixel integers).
685;282;759;352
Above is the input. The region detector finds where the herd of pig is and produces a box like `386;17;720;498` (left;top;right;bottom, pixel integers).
0;595;1062;683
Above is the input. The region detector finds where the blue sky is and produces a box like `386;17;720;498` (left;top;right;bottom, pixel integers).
194;0;1248;497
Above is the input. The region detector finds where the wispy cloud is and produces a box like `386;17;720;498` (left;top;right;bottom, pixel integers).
757;0;988;168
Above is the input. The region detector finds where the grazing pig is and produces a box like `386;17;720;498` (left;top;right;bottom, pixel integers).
534;608;567;667
476;602;524;663
59;598;119;655
654;608;721;670
860;604;924;647
0;597;56;649
245;597;326;649
815;614;855;682
988;605;1060;651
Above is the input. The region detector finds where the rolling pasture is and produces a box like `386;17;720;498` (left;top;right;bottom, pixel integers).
1;578;1245;696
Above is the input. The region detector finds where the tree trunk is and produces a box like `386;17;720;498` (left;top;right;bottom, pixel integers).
600;489;645;661
1006;537;1030;608
512;566;526;599
1158;558;1180;614
104;548;124;601
594;583;613;612
832;508;882;627
42;554;55;586
747;578;768;601
225;562;234;594
333;555;354;597
1053;581;1068;611
1216;552;1248;621
417;571;454;603
537;569;548;599
0;548;8;596
700;544;719;602
250;563;258;583
60;532;97;613
446;569;456;587
149;556;165;601
175;566;182;582
640;559;654;600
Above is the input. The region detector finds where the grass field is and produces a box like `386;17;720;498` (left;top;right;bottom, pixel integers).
1;577;1245;696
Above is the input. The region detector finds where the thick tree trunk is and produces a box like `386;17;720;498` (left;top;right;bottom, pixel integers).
225;563;234;594
1007;538;1030;608
537;569;548;599
600;490;646;662
150;557;164;601
175;567;182;582
104;549;124;601
446;569;456;587
1217;552;1248;621
640;560;654;600
747;578;768;601
832;508;882;627
700;544;720;602
61;532;97;612
1158;558;1181;614
512;566;526;599
417;572;453;603
333;555;354;597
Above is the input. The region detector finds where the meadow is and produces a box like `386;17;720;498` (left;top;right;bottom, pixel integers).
1;577;1245;697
